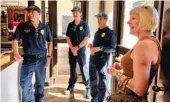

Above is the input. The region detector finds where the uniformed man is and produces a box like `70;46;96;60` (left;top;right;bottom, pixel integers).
64;6;90;99
89;12;116;102
12;5;53;102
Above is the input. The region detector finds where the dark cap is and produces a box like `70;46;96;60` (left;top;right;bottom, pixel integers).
95;12;108;19
71;6;82;12
25;5;41;13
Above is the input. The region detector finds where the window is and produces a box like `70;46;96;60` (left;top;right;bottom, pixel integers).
105;1;114;29
57;1;75;37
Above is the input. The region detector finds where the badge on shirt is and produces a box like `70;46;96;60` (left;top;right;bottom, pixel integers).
79;26;83;31
24;29;30;33
40;29;45;35
101;32;105;38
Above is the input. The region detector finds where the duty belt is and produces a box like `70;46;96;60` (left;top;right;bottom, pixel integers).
23;53;45;59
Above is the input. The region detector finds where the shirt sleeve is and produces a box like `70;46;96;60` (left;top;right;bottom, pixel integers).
46;26;53;42
102;31;117;53
12;23;22;41
83;23;90;38
66;23;71;37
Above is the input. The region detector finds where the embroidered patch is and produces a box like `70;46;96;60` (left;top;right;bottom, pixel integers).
101;32;105;37
24;29;30;33
79;26;83;30
40;29;44;35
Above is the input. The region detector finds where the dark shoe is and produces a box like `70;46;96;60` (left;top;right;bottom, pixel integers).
85;89;91;99
91;98;98;102
35;98;43;102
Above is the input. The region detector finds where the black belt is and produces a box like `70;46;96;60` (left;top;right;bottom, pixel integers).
23;53;46;59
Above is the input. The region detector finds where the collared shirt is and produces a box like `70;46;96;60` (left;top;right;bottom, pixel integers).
12;21;53;54
93;26;117;55
66;20;90;47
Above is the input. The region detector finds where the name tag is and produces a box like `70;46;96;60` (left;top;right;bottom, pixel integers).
24;29;30;33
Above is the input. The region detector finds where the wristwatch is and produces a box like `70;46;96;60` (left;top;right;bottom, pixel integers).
116;71;123;80
100;46;103;51
47;55;52;58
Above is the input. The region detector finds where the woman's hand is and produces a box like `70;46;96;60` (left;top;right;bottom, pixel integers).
113;62;123;70
107;65;118;76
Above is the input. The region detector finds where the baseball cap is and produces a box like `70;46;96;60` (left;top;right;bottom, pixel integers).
25;5;41;13
95;12;108;19
71;6;82;12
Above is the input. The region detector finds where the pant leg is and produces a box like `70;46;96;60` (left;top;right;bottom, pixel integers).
98;62;109;102
89;56;98;101
105;73;111;100
20;59;36;102
34;56;46;102
68;50;77;90
77;51;90;89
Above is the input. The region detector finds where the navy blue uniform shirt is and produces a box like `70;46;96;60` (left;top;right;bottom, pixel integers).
66;20;90;47
13;21;53;54
93;26;116;57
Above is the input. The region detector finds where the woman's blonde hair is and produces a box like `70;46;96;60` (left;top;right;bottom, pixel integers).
163;8;170;33
130;6;159;32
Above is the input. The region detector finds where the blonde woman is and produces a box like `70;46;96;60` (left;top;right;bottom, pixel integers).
108;6;161;101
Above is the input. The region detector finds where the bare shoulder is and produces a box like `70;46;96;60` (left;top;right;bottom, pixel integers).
135;39;158;51
133;39;159;64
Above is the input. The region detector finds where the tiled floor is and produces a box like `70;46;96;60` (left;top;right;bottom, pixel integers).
44;44;90;102
44;84;90;102
57;44;70;75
